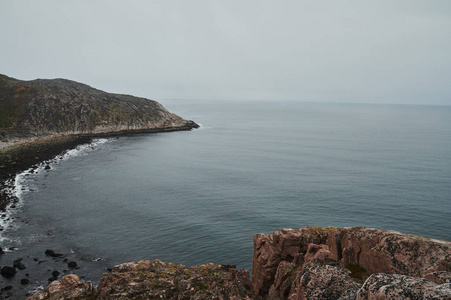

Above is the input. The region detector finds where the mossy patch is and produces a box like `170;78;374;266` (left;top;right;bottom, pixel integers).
307;226;338;232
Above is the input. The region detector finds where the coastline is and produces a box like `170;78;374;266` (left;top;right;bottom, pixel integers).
0;123;198;298
0;122;198;211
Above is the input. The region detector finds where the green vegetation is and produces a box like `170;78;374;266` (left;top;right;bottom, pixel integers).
307;226;338;232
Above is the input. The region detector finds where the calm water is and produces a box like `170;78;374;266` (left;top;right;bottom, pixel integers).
2;100;451;283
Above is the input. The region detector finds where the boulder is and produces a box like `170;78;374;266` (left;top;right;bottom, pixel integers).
67;261;77;268
290;260;360;300
13;258;26;270
1;266;17;278
45;249;63;258
327;227;451;277
27;274;96;300
356;273;451;299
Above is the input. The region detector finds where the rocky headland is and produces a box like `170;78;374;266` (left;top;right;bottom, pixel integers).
24;227;450;299
0;74;198;210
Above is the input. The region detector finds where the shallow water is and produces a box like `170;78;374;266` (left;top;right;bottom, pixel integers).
2;100;451;292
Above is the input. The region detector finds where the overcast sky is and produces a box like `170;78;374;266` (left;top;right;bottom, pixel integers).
1;1;451;105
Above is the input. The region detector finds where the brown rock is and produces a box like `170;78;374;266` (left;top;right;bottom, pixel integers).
27;274;96;300
252;227;331;296
252;227;451;298
268;261;298;299
97;259;257;299
303;243;331;262
424;271;451;285
356;273;451;299
329;227;451;277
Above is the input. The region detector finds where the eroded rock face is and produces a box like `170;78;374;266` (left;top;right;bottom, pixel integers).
252;227;451;299
252;227;330;296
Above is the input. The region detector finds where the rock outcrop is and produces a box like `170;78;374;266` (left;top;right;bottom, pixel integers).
28;260;256;300
0;74;198;143
27;274;96;300
27;227;451;299
252;226;451;299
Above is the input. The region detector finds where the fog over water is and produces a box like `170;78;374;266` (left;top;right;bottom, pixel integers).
1;1;451;105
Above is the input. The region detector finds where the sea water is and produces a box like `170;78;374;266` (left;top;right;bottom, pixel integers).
2;100;451;282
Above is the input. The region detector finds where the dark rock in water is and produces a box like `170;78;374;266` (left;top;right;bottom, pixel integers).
1;266;17;278
45;249;63;258
20;278;30;285
44;164;51;170
67;261;77;268
13;258;26;270
0;247;4;255
1;285;13;292
52;270;60;278
48;276;57;282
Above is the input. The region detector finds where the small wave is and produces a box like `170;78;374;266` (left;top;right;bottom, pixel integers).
61;138;110;161
28;285;45;296
93;257;105;262
197;123;212;130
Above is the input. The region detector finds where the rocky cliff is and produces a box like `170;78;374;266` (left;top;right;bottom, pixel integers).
26;227;451;299
0;74;198;143
252;227;451;299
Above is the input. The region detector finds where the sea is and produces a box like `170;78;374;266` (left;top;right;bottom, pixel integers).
1;100;451;292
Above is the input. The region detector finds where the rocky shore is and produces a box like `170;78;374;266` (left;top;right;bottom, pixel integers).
22;227;451;299
0;73;199;212
0;74;199;298
0;123;198;211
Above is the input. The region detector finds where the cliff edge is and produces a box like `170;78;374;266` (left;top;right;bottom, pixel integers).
25;227;451;299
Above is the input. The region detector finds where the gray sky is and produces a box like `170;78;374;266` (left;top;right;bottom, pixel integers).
1;1;451;105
